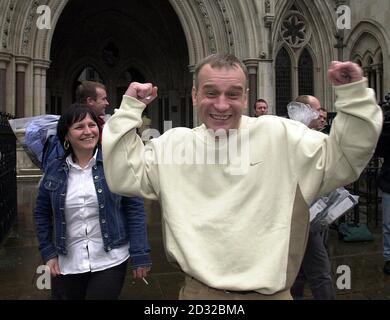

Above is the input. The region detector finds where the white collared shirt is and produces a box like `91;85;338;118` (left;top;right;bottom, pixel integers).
59;151;129;275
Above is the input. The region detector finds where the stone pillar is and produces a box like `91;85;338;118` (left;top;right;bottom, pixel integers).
15;56;30;118
243;59;260;117
0;53;11;113
33;59;50;115
374;65;382;102
189;64;199;127
262;14;275;114
33;69;41;116
258;59;274;114
0;67;5;112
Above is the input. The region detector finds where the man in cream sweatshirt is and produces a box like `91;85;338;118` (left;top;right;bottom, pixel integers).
102;53;382;300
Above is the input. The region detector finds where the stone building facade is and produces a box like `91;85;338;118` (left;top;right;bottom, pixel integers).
0;0;389;173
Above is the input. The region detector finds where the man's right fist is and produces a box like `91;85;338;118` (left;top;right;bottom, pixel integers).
125;82;158;105
328;61;363;86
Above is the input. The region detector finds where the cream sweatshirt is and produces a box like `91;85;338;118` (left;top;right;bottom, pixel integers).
102;79;382;294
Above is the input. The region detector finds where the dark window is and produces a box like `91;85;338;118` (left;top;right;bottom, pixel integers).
298;48;314;96
57;97;62;115
164;97;170;121
158;98;163;133
275;47;292;116
363;55;383;102
366;57;375;89
181;97;186;126
50;96;56;114
188;96;193;128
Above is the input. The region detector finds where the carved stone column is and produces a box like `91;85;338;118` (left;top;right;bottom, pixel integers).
15;56;30;118
243;59;260;117
33;59;50;115
375;65;383;101
0;53;11;113
189;64;199;127
262;14;275;114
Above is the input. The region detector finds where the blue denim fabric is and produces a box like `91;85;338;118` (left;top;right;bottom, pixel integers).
42;135;64;172
34;148;151;269
382;192;390;261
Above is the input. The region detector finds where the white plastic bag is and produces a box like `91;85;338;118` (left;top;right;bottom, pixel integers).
9;115;60;167
287;101;319;127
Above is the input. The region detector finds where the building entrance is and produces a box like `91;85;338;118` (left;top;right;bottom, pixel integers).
48;0;192;131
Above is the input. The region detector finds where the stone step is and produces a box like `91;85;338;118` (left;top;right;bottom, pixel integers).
17;175;42;182
17;169;42;182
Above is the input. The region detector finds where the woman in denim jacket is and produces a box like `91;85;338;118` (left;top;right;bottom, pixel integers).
34;104;151;299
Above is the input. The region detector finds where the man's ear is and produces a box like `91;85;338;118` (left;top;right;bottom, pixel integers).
86;97;94;106
191;87;197;108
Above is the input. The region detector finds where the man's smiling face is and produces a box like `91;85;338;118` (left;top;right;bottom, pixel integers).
192;64;248;132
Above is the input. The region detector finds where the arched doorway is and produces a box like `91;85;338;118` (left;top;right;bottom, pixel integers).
47;0;192;131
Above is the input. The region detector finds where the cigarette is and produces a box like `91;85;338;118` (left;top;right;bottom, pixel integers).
142;277;149;285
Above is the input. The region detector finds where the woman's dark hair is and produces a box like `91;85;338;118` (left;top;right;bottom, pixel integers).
57;103;102;157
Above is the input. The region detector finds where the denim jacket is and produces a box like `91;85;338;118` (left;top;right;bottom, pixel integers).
34;147;151;269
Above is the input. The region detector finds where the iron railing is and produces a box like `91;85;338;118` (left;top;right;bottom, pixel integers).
0;112;17;244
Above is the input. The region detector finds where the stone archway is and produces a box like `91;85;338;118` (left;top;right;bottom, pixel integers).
346;20;390;97
47;0;192;131
272;0;335;111
29;0;265;126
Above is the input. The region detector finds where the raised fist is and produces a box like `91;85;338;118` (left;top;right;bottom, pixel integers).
328;61;363;86
124;82;158;105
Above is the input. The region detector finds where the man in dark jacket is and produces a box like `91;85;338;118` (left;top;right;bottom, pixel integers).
376;108;390;275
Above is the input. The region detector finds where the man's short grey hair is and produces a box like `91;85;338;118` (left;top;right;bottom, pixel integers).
193;53;249;90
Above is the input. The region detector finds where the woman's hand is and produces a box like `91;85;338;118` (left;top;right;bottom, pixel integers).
132;265;151;280
46;257;61;277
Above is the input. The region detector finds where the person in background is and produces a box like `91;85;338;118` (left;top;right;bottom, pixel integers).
318;108;328;132
254;98;269;117
34;104;151;299
75;81;110;126
290;95;335;300
294;95;322;130
102;53;381;300
376;107;390;275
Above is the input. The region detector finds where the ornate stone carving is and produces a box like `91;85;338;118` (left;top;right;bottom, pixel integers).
265;0;271;14
2;0;15;49
335;0;348;7
264;15;274;28
217;0;234;50
280;11;311;48
195;0;216;53
21;1;40;55
102;42;120;67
